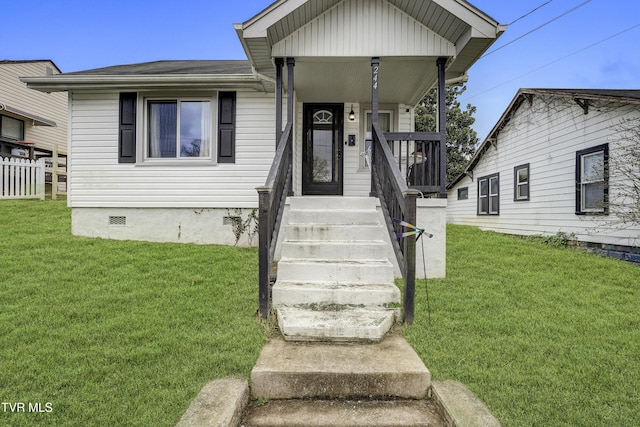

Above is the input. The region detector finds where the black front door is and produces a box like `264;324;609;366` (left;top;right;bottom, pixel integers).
302;103;343;195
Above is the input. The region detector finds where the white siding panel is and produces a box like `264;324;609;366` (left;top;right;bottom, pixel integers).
448;95;640;247
272;0;455;58
69;91;275;208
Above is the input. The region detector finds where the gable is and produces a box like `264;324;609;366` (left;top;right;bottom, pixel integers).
271;0;456;57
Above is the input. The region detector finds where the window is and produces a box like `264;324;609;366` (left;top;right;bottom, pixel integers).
147;100;211;159
362;111;392;169
457;187;469;200
514;164;530;201
576;144;608;214
1;115;24;141
478;173;499;215
119;91;236;165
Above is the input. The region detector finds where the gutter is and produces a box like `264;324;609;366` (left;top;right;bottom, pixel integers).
21;74;264;92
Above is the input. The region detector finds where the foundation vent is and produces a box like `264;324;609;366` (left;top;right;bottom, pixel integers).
108;216;127;226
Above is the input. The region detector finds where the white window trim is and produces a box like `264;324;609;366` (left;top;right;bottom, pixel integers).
514;163;530;201
136;92;218;166
360;110;394;171
579;151;606;213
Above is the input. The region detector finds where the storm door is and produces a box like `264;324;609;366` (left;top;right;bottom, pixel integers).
302;104;344;195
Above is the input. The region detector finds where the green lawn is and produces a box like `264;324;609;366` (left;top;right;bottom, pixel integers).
406;225;640;427
1;200;638;426
0;199;266;426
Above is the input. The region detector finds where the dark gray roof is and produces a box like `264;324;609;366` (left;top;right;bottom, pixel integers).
65;60;253;76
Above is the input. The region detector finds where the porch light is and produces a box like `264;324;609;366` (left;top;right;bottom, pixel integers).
349;105;356;121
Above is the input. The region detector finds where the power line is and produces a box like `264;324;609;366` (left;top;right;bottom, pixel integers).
482;0;592;59
463;23;640;102
508;0;554;26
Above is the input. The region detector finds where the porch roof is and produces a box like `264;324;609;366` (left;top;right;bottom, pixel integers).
236;0;505;105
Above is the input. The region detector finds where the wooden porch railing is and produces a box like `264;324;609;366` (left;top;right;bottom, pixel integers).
371;123;421;324
383;132;446;196
256;122;293;319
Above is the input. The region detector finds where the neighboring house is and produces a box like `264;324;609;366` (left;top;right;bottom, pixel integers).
21;0;503;272
1;60;68;195
0;60;67;159
447;88;640;262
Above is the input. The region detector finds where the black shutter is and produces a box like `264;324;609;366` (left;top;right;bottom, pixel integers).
218;92;236;163
119;92;137;163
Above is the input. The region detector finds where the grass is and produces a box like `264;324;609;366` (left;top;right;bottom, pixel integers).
0;199;266;426
2;201;639;426
406;225;640;427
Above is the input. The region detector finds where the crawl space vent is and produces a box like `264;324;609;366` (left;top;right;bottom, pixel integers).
108;216;127;226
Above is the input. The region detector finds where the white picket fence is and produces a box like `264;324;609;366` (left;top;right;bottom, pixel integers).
1;157;46;200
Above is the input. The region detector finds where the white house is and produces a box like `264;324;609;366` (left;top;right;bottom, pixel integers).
447;89;640;263
23;0;505;328
21;0;503;244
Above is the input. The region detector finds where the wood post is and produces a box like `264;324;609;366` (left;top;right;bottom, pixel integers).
257;188;272;319
286;58;295;196
275;58;284;146
403;193;417;325
370;57;380;197
52;145;59;200
437;57;447;198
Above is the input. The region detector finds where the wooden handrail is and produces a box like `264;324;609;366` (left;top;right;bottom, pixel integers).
371;122;420;324
257;122;293;319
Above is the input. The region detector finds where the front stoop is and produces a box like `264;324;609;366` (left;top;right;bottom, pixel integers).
273;196;399;342
174;344;501;427
243;335;441;427
250;336;430;401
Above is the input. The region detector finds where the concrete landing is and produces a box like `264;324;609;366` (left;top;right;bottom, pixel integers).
250;335;430;400
244;399;445;427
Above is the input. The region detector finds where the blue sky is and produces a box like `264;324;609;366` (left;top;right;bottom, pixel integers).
4;0;639;140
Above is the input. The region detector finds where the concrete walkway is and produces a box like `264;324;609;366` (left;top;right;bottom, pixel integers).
175;336;501;427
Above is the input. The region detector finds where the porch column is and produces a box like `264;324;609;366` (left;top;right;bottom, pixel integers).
370;57;380;197
287;58;295;196
437;57;447;198
286;58;295;124
275;58;284;145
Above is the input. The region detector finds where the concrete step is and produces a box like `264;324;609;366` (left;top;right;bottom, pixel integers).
276;307;398;342
243;399;445;427
284;223;387;242
280;240;388;261
289;196;378;211
287;208;381;225
251;335;430;400
272;281;400;308
277;259;395;284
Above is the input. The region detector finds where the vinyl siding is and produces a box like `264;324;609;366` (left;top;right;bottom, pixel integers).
272;0;455;58
68;90;275;208
447;94;640;247
0;61;67;155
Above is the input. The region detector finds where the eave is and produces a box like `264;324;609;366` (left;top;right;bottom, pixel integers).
21;74;268;93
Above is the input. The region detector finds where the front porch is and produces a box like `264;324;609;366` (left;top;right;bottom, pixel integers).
238;0;504;329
